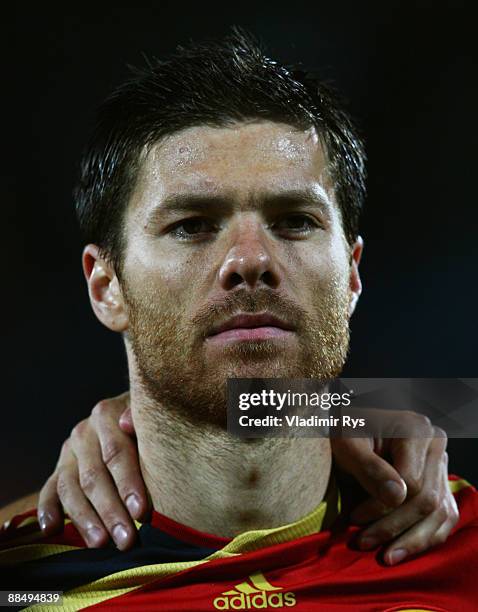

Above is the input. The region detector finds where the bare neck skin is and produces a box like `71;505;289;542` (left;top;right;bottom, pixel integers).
129;381;332;538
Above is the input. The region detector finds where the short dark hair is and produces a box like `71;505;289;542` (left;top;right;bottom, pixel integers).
74;27;366;273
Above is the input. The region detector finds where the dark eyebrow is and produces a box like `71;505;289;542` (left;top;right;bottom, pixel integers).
145;194;233;225
260;189;333;213
145;188;333;224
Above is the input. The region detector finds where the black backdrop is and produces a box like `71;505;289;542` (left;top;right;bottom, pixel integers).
2;1;477;507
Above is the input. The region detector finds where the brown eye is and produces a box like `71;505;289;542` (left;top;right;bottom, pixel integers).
274;214;319;233
170;218;216;239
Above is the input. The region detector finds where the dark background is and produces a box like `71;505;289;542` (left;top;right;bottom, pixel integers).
2;1;477;507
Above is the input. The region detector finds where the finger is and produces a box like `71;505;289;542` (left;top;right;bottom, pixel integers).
357;434;454;558
356;492;446;553
382;440;457;565
332;438;407;507
37;472;64;535
38;438;77;534
92;403;149;521
118;406;135;436
70;420;138;550
55;444;110;549
389;425;446;497
388;439;428;497
382;510;458;566
350;497;395;525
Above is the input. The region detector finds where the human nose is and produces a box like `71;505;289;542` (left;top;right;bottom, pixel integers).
217;216;281;291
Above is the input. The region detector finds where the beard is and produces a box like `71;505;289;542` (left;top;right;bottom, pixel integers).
123;276;351;429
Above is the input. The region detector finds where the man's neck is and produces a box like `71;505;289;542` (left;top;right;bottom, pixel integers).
131;390;332;538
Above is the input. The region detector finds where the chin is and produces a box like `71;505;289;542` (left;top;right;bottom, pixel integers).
208;340;300;368
213;354;297;377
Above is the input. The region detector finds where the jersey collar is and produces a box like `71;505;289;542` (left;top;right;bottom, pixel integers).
148;474;341;554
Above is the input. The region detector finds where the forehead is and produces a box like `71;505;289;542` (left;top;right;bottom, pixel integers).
130;121;334;211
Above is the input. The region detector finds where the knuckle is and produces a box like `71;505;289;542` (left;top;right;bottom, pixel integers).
432;429;448;454
418;490;440;515
56;473;71;502
60;438;71;455
373;524;397;542
451;506;460;525
413;413;432;433
92;399;113;420
435;503;449;523
404;475;422;497
447;500;460;525
79;466;99;494
102;438;123;468
421;414;432;429
402;411;430;426
71;419;88;441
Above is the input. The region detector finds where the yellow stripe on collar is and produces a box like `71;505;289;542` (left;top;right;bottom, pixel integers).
208;475;340;557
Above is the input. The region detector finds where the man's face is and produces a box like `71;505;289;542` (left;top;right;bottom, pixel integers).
120;121;354;426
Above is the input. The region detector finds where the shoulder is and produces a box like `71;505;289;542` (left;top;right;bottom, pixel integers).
448;474;478;528
0;492;39;529
448;473;477;499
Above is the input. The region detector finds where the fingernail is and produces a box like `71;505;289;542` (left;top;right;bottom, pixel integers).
380;480;405;503
126;494;141;519
38;511;53;531
388;548;408;565
86;526;104;547
359;536;379;550
113;524;129;548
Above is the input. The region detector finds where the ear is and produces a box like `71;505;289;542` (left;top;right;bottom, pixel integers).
348;235;363;317
82;244;129;332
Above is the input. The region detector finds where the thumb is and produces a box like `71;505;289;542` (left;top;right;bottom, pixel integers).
331;437;407;507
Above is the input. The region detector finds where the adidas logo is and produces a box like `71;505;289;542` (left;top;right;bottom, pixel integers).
213;571;297;609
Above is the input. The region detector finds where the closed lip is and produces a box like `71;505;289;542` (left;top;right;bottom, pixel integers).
207;312;295;337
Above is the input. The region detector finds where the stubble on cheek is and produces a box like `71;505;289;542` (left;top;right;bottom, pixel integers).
122;276;190;380
301;271;352;380
121;261;352;429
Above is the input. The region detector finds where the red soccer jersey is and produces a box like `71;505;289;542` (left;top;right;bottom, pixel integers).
1;474;477;611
